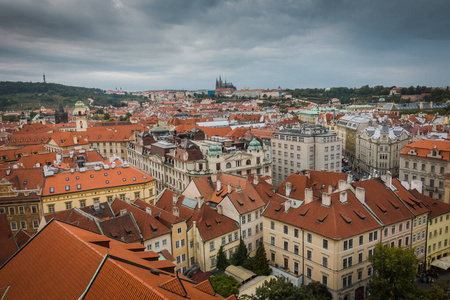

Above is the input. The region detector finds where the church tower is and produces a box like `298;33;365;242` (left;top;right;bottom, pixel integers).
73;101;88;132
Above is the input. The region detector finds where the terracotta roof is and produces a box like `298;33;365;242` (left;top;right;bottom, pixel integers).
133;199;184;227
391;179;430;216
410;190;450;218
0;167;45;192
44;208;101;234
110;199;170;241
42;165;154;196
159;249;176;262
250;176;285;205
401;139;450;161
156;190;197;221
81;124;143;143
194;279;216;296
191;177;214;202
13;229;33;249
187;204;239;242
0;219;221;299
7;132;52;146
0;214;18;265
263;190;381;239
99;214;142;243
352;179;413;226
47;131;89;147
210;173;266;214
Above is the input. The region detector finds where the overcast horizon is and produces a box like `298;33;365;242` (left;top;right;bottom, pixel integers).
1;0;449;92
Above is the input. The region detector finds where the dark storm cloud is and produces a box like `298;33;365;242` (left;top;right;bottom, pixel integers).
0;0;449;90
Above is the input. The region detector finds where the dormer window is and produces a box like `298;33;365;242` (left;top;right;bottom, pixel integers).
65;177;69;181
49;187;54;193
65;185;70;191
77;184;81;190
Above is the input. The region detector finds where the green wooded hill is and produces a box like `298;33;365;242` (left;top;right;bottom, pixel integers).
0;81;142;111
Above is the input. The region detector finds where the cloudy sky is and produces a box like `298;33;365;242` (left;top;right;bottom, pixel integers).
1;0;449;91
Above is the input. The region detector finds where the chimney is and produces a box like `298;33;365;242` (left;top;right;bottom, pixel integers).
6;166;11;176
211;173;217;183
322;193;331;207
305;188;313;204
338;179;347;190
253;175;259;185
146;207;152;215
305;171;310;179
172;207;179;217
217;205;223;215
236;185;242;193
196;195;204;208
355;187;365;203
328;185;333;193
228;182;232;194
284;200;291;212
339;190;348;203
411;180;423;194
387;171;392;188
172;194;179;205
217;180;221;192
285;182;292;197
347;173;353;183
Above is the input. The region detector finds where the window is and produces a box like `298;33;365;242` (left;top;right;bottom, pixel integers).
391;225;395;235
283;225;288;234
48;205;55;213
248;228;252;237
323;239;328;249
247;214;251;223
384;228;388;237
20;220;27;229
65;202;72;210
222;237;226;245
323;256;328;268
163;239;167;246
307;249;312;260
177;228;182;234
307;267;312;278
368;248;374;257
155;241;160;249
33;219;39;229
80;200;86;207
368;267;372;277
10;221;17;231
284;241;288;251
271;252;275;262
359;235;363;245
210;241;214;251
243;230;247;239
49;187;54;193
211;257;216;267
271;236;275;245
9;207;15;215
270;221;275;230
322;275;328;286
399;223;403;232
294;244;299;255
234;232;238;240
242;216;246;224
343;256;353;269
406;221;410;230
358;252;363;263
19;206;24;214
343;239;353;251
342;274;352;288
294;228;299;238
65;185;70;191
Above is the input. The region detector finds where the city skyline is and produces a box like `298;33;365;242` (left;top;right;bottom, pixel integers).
1;0;449;91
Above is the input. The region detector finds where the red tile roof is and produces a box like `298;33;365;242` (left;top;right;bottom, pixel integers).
263;190;381;239
13;229;33;249
352;179;413;225
0;214;18;265
410;190;450;218
401;139;450;161
392;179;430;216
42;165;154;196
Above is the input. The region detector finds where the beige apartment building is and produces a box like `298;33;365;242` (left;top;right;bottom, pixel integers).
399;139;450;202
271;125;342;186
356;123;411;177
263;190;381;300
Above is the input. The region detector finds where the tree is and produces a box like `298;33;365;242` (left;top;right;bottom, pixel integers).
230;238;248;266
210;274;241;298
424;279;450;300
368;243;422;300
216;245;229;270
304;281;332;299
252;244;271;276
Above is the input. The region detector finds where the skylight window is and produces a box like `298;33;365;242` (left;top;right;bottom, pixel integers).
23;181;27;185
123;178;126;182
118;171;121;175
90;175;94;178
65;185;70;191
104;173;108;176
76;176;79;180
105;180;109;184
132;177;136;181
65;177;69;181
49;187;54;193
77;184;81;190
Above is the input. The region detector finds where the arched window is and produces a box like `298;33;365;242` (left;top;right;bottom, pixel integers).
246;159;251;165
226;162;232;169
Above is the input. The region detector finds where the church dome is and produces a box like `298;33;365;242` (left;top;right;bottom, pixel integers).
248;138;262;151
75;101;85;108
208;144;223;156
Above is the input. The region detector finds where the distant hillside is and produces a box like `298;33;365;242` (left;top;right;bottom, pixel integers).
0;81;143;111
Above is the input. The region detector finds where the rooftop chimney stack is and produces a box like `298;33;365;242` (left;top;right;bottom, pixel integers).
355;187;365;203
217;180;221;192
286;182;292;197
284;200;291;212
172;207;179;217
338;180;347;190
253;175;259;185
228;182;232;194
322;193;331;207
339;190;348;203
146;207;152;215
305;188;313;204
172;194;178;205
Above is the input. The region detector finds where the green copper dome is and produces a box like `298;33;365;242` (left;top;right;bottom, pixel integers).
75;101;85;108
248;138;262;151
209;144;223;156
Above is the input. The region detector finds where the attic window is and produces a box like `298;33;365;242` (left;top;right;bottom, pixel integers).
118;171;121;175
339;213;352;224
205;221;212;228
23;181;27;185
132;177;136;181
77;184;81;190
299;207;309;217
248;196;255;202
49;187;54;193
317;213;328;223
376;203;387;213
123;178;126;182
65;177;69;181
236;199;244;206
215;218;221;225
354;210;366;220
388;200;399;209
105;180;109;184
76;176;79;180
90;175;94;178
65;185;70;191
150;225;158;233
143;176;147;179
104;173;108;176
275;206;282;212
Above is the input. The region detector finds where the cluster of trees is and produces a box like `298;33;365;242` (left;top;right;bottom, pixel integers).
0;81;142;110
216;240;271;276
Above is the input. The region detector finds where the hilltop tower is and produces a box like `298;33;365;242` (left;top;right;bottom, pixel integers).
43;73;46;83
